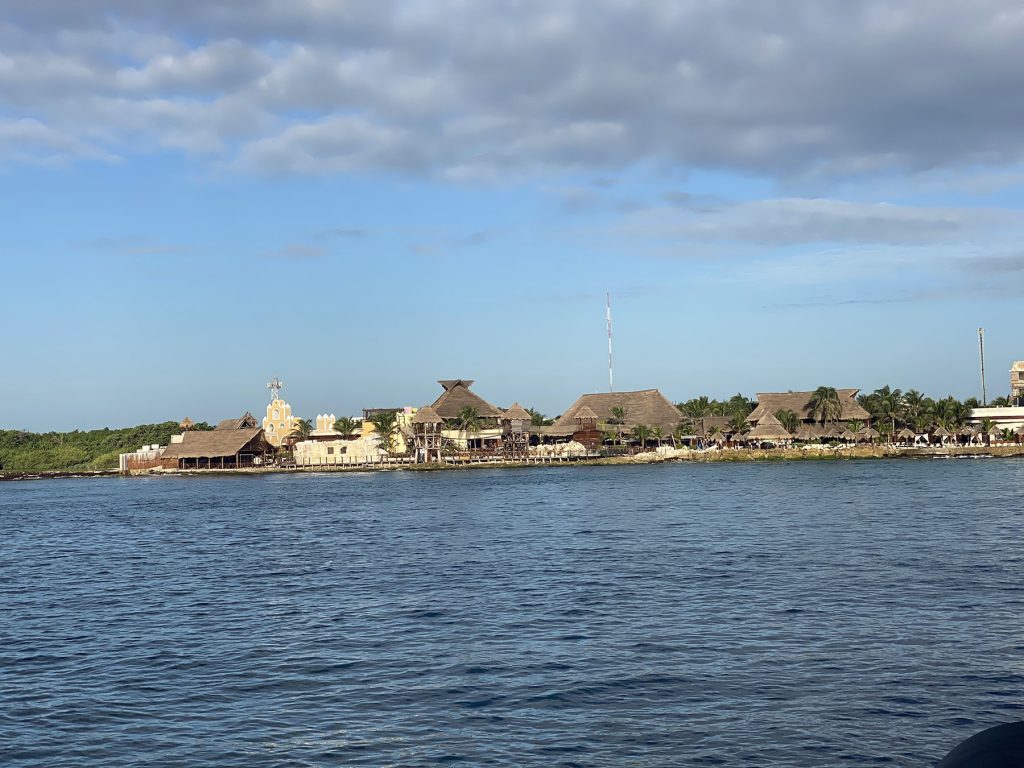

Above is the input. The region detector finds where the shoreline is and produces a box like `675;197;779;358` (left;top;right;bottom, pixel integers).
5;444;1024;481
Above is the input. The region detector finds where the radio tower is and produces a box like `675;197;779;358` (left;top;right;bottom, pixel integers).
606;292;614;393
267;376;283;402
978;328;987;405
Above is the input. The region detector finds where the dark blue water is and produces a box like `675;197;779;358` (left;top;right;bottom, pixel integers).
3;460;1024;766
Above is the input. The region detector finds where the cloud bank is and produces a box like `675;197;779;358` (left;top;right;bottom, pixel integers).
3;1;1024;178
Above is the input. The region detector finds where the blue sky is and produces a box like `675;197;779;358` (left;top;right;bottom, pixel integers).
3;1;1024;431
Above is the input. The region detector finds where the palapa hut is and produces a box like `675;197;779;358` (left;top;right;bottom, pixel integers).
838;428;858;442
160;427;272;470
730;431;748;445
179;417;195;431
501;403;532;459
747;390;870;427
859;427;881;443
411;405;444;463
429;379;504;450
746;412;792;444
932;425;953;444
796;425;819;442
897;427;917;444
545;389;681;445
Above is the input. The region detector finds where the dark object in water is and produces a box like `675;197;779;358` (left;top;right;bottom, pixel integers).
939;722;1024;767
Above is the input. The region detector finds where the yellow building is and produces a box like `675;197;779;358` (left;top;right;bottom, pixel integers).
263;397;300;448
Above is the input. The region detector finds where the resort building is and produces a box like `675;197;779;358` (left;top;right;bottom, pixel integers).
429;379;505;450
159;426;273;470
1012;361;1024;406
747;390;870;427
263;397;300;447
544;389;681;443
969;406;1024;432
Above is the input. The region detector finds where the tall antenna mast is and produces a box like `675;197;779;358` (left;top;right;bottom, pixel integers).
606;292;614;393
267;377;283;402
978;328;987;405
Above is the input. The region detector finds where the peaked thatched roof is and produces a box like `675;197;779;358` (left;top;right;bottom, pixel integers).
411;406;443;424
796;426;818;440
747;412;792;441
898;427;917;438
502;403;532;421
216;412;258;430
161;428;268;459
179;417;194;429
933;426;952;437
747;390;869;423
430;379;503;419
575;405;599;421
547;389;681;436
860;427;881;439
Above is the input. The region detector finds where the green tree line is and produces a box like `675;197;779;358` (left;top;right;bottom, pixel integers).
0;421;212;472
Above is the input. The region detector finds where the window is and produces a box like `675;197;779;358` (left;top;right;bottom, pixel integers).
327;447;334;455
273;408;280;419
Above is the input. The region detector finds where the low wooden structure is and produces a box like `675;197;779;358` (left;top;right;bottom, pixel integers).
571;405;603;450
501;403;532;459
411;405;444;463
160;428;272;470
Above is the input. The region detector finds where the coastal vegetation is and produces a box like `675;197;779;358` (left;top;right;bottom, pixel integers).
0;421;212;472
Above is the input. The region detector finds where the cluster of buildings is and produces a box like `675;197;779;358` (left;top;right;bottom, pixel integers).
118;362;1024;473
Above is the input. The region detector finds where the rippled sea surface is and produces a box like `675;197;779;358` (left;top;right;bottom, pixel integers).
3;460;1024;766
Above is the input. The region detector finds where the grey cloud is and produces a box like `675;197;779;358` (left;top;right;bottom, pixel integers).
960;253;1024;273
623;198;991;247
4;2;1024;178
260;244;328;260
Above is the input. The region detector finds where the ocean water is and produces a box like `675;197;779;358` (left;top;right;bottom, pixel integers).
2;459;1024;766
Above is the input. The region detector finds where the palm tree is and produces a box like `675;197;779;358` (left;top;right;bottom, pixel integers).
295;418;312;439
872;388;903;439
807;387;842;427
632;424;653;449
1000;427;1015;442
652;426;665;447
368;411;398;455
901;389;925;423
774;409;798;434
726;393;754;418
456;406;482;449
333;416;360;438
609;406;629;445
678;397;710;436
846;419;864;434
526;408;552;427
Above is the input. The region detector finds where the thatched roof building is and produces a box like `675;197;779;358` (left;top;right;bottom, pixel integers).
746;412;792;442
747;390;869;424
161;428;271;469
429;379;503;420
411;405;443;425
216;412;258;430
502;403;532;422
546;389;680;437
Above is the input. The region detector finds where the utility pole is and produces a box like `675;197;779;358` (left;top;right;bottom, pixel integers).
978;328;987;406
606;292;614;393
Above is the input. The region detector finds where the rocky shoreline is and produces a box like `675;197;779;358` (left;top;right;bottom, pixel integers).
6;444;1024;481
